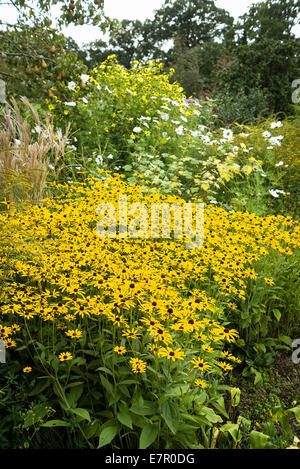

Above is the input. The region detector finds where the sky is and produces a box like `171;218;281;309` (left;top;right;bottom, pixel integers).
64;0;268;45
1;0;299;46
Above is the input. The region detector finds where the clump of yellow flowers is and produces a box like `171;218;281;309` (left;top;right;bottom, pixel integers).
0;173;299;389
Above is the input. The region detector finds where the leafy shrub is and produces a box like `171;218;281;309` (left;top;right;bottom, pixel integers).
213;88;270;124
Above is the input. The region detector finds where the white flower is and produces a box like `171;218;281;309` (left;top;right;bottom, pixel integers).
95;155;103;165
202;135;211;144
181;116;188;122
269;136;283;146
67;81;76;91
160;113;169;121
107;154;114;160
133;126;142;133
33;125;42;134
270;121;282;129
64;101;76;107
175;126;184;135
82;97;88;104
269;189;285;198
275;161;284;167
262;131;271;138
210;200;218;204
80;74;90;84
223;129;233;140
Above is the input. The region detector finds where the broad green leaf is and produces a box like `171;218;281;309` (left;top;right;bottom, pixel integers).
254;371;263;385
67;384;84;407
117;411;133;429
199;406;223;424
100;374;114;395
289;407;300;423
272;309;281;321
71;408;91;422
98;424;119;448
41;420;71;428
161;400;180;434
130;397;157;416
24;404;48;428
29;379;51;396
139;423;158;449
279;335;292;346
96;367;114;377
220;423;242;444
250;430;270;449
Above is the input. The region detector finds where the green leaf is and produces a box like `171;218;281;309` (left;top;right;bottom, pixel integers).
254;370;263;385
24;404;48;428
83;420;100;439
41;420;71;428
96;367;114;377
98;424;119;448
130;413;147;429
139;423;158;449
67;384;84;407
289;407;300;423
181;413;212;427
199;406;223;424
117;411;133;429
220;423;242;444
161;400;180;434
250;430;270;449
272;309;281;321
279;335;292;346
130;397;157;416
70;408;91;422
211;397;229;418
100;374;114;395
29;379;51;396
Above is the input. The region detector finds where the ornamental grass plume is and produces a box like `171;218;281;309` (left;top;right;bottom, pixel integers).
0;96;70;204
